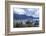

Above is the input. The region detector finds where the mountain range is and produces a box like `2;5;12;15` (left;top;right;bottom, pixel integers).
13;13;39;20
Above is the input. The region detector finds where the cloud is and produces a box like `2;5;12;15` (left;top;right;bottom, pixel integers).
13;8;25;15
25;8;39;17
13;8;39;17
32;11;39;17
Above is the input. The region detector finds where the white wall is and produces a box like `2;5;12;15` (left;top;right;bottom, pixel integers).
0;0;46;36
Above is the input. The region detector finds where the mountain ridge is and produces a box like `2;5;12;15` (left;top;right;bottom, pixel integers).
13;13;39;20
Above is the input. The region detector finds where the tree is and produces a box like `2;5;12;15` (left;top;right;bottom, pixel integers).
34;20;39;27
26;20;33;27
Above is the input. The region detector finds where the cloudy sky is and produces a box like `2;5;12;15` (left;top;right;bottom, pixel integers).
13;8;39;17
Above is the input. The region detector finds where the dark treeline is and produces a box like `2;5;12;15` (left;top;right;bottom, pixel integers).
13;20;39;28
